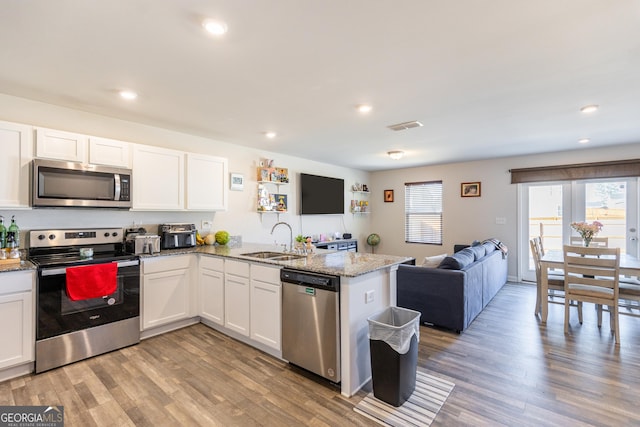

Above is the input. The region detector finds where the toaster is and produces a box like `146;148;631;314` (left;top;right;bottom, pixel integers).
125;231;161;255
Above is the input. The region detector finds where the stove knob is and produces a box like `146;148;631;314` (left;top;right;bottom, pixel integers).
48;234;56;240
104;232;110;237
112;232;118;237
38;234;46;240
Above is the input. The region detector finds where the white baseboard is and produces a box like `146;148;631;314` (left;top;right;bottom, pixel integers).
140;317;199;340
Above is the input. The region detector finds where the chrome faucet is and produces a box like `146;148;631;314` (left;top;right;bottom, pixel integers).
271;222;293;252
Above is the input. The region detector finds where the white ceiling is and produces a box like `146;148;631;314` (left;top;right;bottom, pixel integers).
1;1;639;171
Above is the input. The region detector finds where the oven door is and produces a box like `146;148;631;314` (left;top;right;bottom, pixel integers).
36;259;140;340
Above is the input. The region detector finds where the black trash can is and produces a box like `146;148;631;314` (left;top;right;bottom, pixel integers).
368;306;421;407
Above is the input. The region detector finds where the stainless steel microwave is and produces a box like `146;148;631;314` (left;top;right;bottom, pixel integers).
32;159;132;208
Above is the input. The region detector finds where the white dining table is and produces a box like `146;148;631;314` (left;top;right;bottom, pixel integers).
538;250;640;323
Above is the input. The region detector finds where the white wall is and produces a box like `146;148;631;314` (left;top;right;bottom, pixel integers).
370;142;640;277
0;93;371;248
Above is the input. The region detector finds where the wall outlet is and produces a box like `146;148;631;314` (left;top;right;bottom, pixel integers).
365;290;375;304
201;220;212;230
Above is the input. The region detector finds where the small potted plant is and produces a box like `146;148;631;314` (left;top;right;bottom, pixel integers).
294;235;306;252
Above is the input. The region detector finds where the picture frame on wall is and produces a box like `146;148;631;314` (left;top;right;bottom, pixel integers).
461;182;481;197
384;189;394;202
230;173;244;191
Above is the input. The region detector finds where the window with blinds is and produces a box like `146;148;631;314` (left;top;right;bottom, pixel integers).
404;181;443;245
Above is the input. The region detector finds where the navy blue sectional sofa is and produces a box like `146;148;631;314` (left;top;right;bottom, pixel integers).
397;240;508;333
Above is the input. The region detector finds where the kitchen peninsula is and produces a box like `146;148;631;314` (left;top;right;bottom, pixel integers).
163;243;414;397
0;243;412;397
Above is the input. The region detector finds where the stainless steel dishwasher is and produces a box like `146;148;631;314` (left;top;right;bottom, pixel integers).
281;269;340;383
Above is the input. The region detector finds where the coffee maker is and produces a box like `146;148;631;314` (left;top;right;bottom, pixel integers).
159;223;197;250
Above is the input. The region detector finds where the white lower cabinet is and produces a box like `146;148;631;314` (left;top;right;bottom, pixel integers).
0;271;34;370
199;256;282;352
250;264;281;350
142;255;194;331
199;256;224;325
224;259;250;336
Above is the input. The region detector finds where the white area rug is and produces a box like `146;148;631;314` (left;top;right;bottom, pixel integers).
354;369;455;427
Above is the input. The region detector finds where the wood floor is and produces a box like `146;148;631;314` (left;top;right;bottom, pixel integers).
2;283;640;426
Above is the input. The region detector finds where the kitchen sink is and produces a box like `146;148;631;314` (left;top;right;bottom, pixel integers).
269;254;306;261
240;251;285;258
240;251;305;261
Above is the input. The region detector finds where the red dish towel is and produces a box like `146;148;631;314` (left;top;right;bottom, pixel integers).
66;263;118;301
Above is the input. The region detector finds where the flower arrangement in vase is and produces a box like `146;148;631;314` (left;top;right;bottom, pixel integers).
570;221;603;247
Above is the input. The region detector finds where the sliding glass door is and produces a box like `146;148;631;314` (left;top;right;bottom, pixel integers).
519;178;639;282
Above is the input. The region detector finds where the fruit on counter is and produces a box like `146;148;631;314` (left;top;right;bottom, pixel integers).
215;230;230;245
204;234;216;245
196;231;205;245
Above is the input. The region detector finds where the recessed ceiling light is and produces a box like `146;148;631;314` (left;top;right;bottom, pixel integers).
387;150;404;160
357;104;372;114
265;131;277;139
578;138;590;144
119;90;138;100
202;19;228;36
580;104;599;113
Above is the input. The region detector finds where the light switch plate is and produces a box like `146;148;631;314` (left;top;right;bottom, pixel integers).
365;290;375;303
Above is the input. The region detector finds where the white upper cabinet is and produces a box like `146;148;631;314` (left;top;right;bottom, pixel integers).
186;153;228;211
132;144;185;210
36;127;132;168
35;127;87;162
88;137;131;168
0;121;33;208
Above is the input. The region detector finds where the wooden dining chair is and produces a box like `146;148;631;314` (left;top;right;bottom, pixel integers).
530;237;565;314
563;245;621;344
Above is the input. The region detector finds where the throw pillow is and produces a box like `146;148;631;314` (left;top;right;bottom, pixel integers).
438;247;475;270
422;254;448;268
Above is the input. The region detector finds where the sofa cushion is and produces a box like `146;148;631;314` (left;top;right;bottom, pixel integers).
469;244;486;260
422;254;448;268
439;247;475;270
482;241;496;254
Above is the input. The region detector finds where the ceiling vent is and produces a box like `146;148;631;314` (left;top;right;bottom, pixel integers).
387;120;423;131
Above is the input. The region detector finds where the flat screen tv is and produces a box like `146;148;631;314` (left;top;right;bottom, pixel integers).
300;173;344;215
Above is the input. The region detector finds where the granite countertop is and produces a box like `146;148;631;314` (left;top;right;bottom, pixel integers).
142;243;414;278
1;244;412;278
0;259;37;273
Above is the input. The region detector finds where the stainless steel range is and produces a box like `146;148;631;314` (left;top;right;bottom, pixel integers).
28;228;140;373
